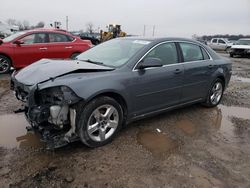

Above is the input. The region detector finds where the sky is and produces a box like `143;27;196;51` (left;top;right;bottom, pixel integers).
0;0;250;37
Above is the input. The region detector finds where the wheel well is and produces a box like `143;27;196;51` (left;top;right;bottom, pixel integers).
92;92;128;119
0;53;12;65
217;76;225;87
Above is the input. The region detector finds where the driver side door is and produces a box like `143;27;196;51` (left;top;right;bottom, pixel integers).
13;33;49;67
130;42;184;116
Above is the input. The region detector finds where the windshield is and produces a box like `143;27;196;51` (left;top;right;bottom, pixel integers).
236;39;250;45
77;39;151;67
2;31;26;42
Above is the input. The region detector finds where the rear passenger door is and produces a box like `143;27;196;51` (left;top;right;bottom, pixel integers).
218;39;227;50
47;33;75;59
178;42;216;102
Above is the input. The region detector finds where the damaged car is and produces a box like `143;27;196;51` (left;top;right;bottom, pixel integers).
11;37;232;149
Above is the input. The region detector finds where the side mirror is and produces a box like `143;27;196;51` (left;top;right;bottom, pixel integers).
14;40;24;45
137;57;163;70
0;39;3;45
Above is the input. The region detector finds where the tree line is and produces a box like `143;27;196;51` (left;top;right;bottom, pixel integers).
6;19;45;30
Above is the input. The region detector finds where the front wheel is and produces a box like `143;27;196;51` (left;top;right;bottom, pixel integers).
76;96;123;147
0;55;11;74
202;78;224;107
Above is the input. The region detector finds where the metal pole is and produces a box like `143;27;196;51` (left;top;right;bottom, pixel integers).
143;25;146;36
152;25;155;36
66;16;69;31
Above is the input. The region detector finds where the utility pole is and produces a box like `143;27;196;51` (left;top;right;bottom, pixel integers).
143;25;146;36
66;16;69;31
152;25;155;37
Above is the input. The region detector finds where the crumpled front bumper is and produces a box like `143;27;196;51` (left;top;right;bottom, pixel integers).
11;75;80;149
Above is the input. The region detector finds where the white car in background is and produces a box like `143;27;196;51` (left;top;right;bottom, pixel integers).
208;38;233;52
229;38;250;58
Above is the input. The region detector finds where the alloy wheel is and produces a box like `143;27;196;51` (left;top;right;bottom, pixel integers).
0;57;10;74
210;82;223;105
87;104;119;142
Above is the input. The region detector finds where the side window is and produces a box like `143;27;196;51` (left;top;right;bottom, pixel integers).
201;47;210;60
218;39;226;44
49;33;72;43
179;43;203;62
212;39;217;43
20;33;47;44
144;42;178;65
21;34;35;44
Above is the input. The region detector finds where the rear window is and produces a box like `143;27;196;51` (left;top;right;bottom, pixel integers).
201;47;210;60
179;42;203;62
49;33;74;42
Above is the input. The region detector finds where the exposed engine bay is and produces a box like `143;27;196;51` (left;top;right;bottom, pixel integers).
11;81;82;149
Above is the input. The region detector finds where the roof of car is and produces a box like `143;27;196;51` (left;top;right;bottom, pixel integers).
120;36;199;43
239;38;250;40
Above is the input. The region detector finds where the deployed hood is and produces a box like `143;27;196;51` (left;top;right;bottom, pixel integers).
231;45;250;49
15;59;114;85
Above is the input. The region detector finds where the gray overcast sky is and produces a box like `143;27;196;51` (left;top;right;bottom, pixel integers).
1;0;250;37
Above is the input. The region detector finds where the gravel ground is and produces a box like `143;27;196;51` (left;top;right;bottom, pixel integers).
0;53;250;188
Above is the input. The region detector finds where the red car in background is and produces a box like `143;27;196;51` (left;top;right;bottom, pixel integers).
0;29;92;73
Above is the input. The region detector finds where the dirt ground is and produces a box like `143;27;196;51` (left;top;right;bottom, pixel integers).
0;53;250;188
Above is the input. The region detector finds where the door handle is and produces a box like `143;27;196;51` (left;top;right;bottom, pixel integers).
39;47;47;50
174;69;182;74
65;46;73;49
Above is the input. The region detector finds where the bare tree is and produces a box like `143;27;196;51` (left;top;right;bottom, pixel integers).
6;19;17;25
86;22;94;34
35;21;45;28
23;20;30;30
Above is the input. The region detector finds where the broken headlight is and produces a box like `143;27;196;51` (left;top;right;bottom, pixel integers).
37;86;81;105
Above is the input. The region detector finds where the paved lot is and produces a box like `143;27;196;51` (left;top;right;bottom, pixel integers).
0;53;250;188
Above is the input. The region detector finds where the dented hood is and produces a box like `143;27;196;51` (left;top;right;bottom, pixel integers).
15;59;114;85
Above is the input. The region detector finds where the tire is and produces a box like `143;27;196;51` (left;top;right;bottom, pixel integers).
202;78;224;108
70;53;80;60
230;53;234;58
0;55;11;74
225;47;231;54
76;96;124;147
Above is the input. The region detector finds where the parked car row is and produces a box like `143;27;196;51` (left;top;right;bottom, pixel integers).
0;28;92;74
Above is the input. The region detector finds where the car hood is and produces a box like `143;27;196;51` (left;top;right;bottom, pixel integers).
231;45;250;49
14;58;114;85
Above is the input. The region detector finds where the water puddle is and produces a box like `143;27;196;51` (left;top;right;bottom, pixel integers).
176;105;250;142
231;76;250;83
175;119;196;135
216;105;250;141
137;130;179;156
0;114;45;149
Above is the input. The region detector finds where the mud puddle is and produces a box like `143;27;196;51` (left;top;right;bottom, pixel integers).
176;105;250;142
231;76;250;83
0;114;44;149
137;130;179;157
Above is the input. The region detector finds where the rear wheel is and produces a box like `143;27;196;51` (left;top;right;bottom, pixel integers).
76;96;123;147
0;55;11;74
202;78;224;107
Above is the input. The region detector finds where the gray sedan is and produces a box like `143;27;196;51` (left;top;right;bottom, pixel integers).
11;37;232;149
